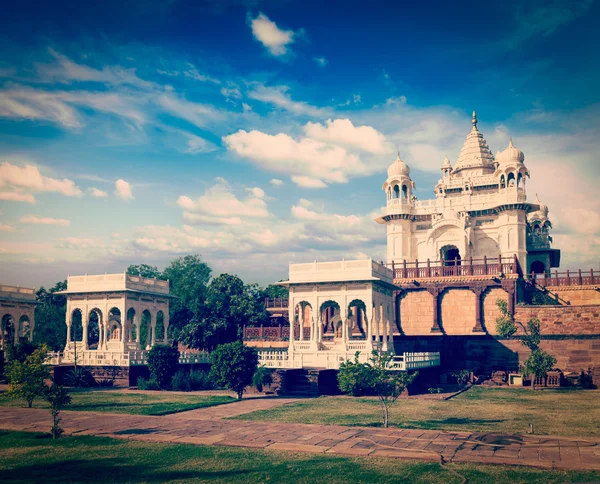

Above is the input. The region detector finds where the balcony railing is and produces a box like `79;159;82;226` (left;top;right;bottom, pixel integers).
386;255;522;280
528;269;599;288
265;298;288;309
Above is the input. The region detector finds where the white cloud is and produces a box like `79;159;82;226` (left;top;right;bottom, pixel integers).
176;178;270;225
184;134;216;154
114;179;134;201
247;84;328;117
269;178;284;186
56;237;104;249
384;96;407;107
298;198;313;208
313;57;328;67
88;187;108;198
223;129;370;188
242;103;252;113
0;162;82;204
20;215;70;226
0;223;15;232
221;86;242;101
304;118;392;154
249;13;296;57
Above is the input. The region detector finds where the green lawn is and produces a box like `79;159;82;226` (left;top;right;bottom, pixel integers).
0;389;235;416
0;431;598;484
232;387;600;438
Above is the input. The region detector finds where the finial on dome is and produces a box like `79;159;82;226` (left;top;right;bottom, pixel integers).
472;110;478;127
397;150;401;160
509;137;514;147
535;193;540;203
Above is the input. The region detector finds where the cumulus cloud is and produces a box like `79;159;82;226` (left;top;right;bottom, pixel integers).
55;237;104;249
114;179;134;201
176;178;270;225
0;161;82;203
304;118;393;154
223;128;372;188
88;187;108;198
249;13;296;57
269;178;284;187
20;215;70;226
247;84;328;117
0;223;15;231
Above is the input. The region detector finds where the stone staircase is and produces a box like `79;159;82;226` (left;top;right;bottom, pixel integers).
280;369;321;396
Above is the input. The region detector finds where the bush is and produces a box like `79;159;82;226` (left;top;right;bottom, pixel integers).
6;344;51;408
63;367;95;388
337;353;375;396
428;387;442;394
147;345;179;389
5;341;39;364
170;369;214;391
451;369;471;387
44;384;71;439
210;341;258;399
136;377;160;390
252;365;273;393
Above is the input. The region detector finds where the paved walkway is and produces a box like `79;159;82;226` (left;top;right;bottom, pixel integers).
0;403;599;471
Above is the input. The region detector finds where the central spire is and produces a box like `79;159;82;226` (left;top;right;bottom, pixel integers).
472;110;478;128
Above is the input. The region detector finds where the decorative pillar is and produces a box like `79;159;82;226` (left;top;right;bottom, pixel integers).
163;312;170;342
104;322;109;349
13;318;19;345
288;300;295;354
365;303;373;347
66;312;72;346
471;287;485;332
150;322;156;346
82;312;89;350
428;287;442;333
134;314;141;344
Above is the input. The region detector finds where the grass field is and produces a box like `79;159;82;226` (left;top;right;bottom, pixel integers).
232;387;600;438
0;389;235;416
1;431;598;484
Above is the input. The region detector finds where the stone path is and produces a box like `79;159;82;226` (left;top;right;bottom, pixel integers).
168;397;299;420
0;405;599;471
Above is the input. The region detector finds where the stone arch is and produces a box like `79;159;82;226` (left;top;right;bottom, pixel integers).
500;174;506;188
1;313;16;347
107;307;122;342
393;184;400;199
347;299;366;336
155;310;165;341
127;307;136;342
18;315;32;342
440;288;476;335
71;308;83;342
482;287;509;334
440;244;461;266
530;260;545;275
87;309;101;349
140;309;152;348
399;290;433;335
402;184;408;199
319;300;340;336
507;172;516;187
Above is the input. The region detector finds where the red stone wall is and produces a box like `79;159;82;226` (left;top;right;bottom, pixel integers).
440;289;477;335
482;288;509;335
545;287;600;306
399;290;433;335
514;305;600;335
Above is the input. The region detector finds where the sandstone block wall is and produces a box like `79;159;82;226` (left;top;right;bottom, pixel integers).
546;287;600;306
399;290;433;335
482;288;509;334
514;305;600;335
440;289;476;335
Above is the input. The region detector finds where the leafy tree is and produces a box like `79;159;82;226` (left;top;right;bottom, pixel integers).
495;299;557;389
338;351;417;428
162;255;212;338
5;341;39;364
147;345;180;389
337;352;376;396
44;384;71;439
252;365;273;392
33;281;67;351
6;344;51;408
181;274;269;351
126;264;165;280
261;283;289;300
210;341;258;399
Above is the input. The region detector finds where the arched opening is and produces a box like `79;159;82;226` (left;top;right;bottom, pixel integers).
2;314;15;347
402;184;408;199
140;310;151;348
517;172;524;189
71;309;83;342
127;308;136;343
440;245;461;266
155;311;165;342
533;223;541;235
387;187;391;200
88;309;101;349
348;299;366;337
293;302;312;340
18;315;31;342
393;184;400;199
107;307;122;342
530;260;545;275
500;174;506;189
507;172;516;187
319;300;341;337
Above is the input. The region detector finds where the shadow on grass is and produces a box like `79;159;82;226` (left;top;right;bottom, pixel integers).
0;458;249;484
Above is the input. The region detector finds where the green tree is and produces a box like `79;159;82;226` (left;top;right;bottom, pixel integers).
44;384;71;439
146;345;180;389
162;255;212;338
261;283;289;300
338;351;417;428
337;352;375;396
33;281;67;351
181;274;269;350
252;365;273;393
126;264;165;280
495;299;557;389
6;344;51;408
210;341;258;399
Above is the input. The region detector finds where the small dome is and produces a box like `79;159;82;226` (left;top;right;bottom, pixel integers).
387;152;411;178
534;193;548;216
497;139;525;164
442;155;451;169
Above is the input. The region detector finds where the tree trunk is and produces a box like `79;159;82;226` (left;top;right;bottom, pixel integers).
27;399;33;408
383;405;389;428
237;390;243;400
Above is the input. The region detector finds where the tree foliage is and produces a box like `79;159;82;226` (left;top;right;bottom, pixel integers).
252;365;273;393
495;298;557;389
44;384;71;439
126;264;165;280
147;345;180;389
33;281;67;351
338;351;417;427
180;274;269;350
209;341;258;399
261;283;288;300
6;344;51;408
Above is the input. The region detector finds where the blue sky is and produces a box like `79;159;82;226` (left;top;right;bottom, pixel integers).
1;0;599;288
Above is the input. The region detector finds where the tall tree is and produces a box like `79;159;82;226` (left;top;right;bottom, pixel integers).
126;264;165;280
33;281;67;351
162;255;212;337
261;283;288;300
180;273;270;350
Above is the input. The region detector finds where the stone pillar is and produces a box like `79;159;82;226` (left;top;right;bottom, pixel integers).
288;301;295;354
104;322;109;350
428;288;442;333
66;313;72;346
13;318;19;345
471;287;484;332
150;323;156;347
163;312;170;342
341;306;348;344
374;304;380;343
82;313;89;350
134;314;141;344
365;304;373;345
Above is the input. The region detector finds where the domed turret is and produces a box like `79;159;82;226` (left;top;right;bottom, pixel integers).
497;139;525;164
441;155;452;178
387;152;411;178
382;152;413;204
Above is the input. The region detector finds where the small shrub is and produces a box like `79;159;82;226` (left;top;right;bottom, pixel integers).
96;379;114;387
137;377;160;391
171;370;190;391
210;341;258;399
188;370;213;390
428;387;442;394
252;365;273;392
451;369;471;388
6;344;50;408
63;367;95;388
44;384;71;439
337;352;375;396
147;345;179;389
